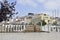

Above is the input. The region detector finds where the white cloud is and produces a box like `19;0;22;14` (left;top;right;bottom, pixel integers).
0;0;2;1
44;0;60;10
43;0;60;17
17;0;37;8
36;0;46;3
16;0;60;10
16;0;60;17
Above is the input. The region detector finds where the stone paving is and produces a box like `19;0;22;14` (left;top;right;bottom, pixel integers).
0;32;60;40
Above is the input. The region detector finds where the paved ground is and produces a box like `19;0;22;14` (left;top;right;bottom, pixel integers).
0;32;60;40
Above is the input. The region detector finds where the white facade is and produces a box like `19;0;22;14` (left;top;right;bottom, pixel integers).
41;25;60;32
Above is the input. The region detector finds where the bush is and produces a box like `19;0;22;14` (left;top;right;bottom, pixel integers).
37;20;46;26
52;21;57;25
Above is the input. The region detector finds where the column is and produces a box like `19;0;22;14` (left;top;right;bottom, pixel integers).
24;25;25;30
13;25;15;31
19;25;21;31
21;25;22;31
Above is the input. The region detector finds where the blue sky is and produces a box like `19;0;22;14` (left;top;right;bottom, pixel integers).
0;0;60;17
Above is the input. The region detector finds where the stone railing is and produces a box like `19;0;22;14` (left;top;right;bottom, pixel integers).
0;24;40;33
0;24;25;33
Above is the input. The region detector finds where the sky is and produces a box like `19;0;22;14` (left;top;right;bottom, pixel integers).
0;0;60;18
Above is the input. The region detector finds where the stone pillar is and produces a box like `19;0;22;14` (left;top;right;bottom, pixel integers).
5;25;7;32
16;25;17;31
24;25;26;30
21;25;22;31
8;25;10;32
13;25;15;31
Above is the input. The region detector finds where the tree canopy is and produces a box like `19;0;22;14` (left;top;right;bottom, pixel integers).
52;21;57;25
37;20;47;26
0;0;18;22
